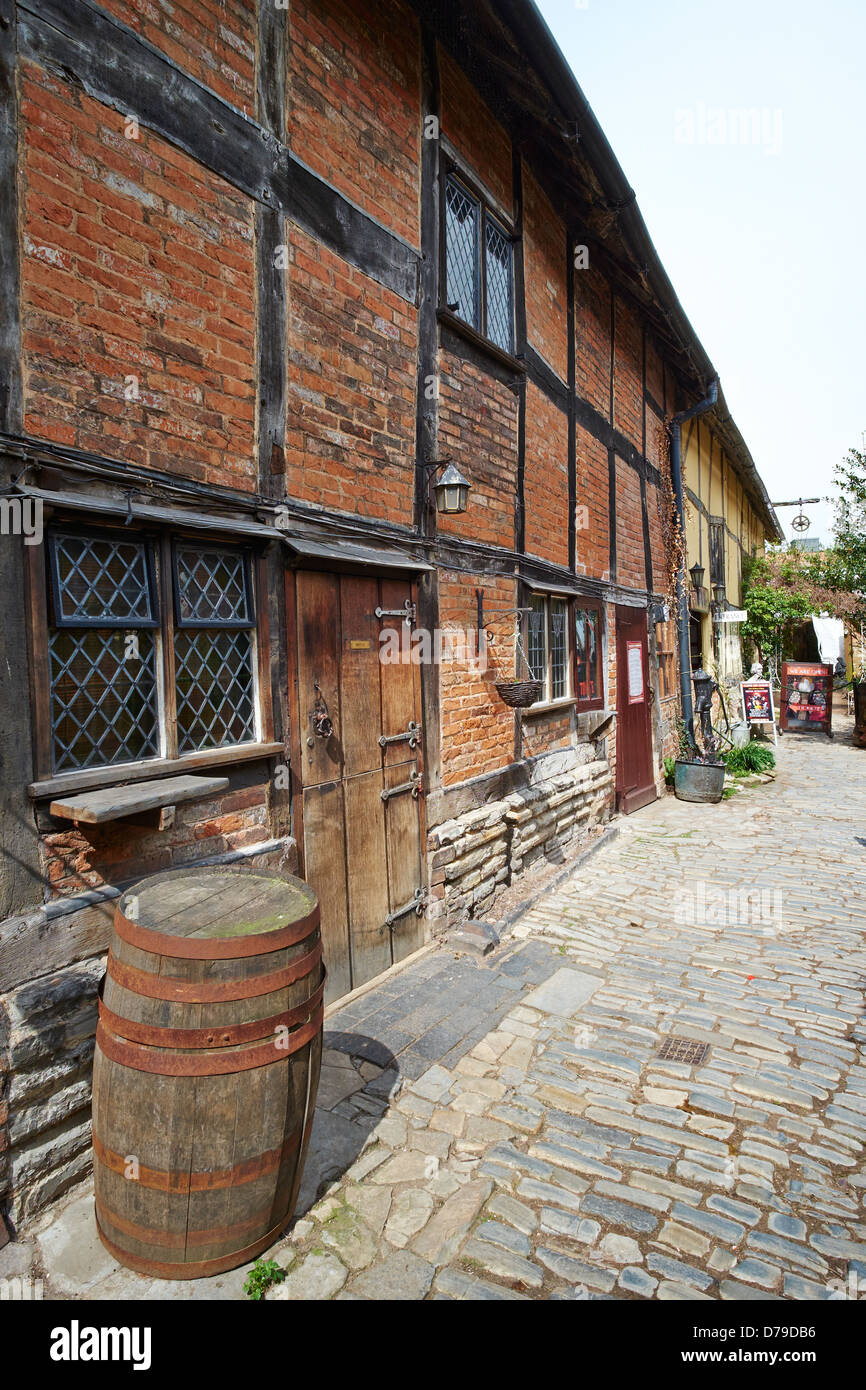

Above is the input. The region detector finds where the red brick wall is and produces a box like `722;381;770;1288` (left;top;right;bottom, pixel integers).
523;166;568;381
437;349;519;549
522;707;572;759
39;782;272;896
439;47;512;212
439;571;515;786
19;63;257;491
614;458;645;591
575;426;610;582
612;299;643;452
286;227;417;522
524;385;568;567
289;0;421;248
574;265;611;417
646;338;665;410
96;0;256;112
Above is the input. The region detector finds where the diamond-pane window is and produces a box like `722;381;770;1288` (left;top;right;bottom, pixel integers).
524;594;573;706
175;546;250;627
445;177;480;329
551;599;568;700
174;546;256;753
527;595;547;687
48;533;154;627
485;219;513;352
49;622;159;771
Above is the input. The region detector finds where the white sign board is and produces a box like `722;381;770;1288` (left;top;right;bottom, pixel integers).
716;610;748;623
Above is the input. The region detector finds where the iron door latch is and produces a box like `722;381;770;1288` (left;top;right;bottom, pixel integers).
375;599;416;625
381;887;427;934
378;720;422;750
380;768;422;802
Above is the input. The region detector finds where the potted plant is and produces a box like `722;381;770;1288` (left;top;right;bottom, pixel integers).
674;667;726;803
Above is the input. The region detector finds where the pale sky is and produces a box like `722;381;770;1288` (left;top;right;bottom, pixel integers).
536;0;865;547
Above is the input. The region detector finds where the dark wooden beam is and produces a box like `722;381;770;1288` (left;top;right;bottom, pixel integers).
567;231;577;572
256;1;287;498
520;343;568;412
415;24;441;534
0;0;21;435
512;147;527;555
608;293;617;582
640;325;653;592
19;0;419;304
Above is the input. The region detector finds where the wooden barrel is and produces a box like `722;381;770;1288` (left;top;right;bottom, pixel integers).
92;866;324;1279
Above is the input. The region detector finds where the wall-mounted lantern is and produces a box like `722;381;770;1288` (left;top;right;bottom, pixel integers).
712;581;726;610
424;457;471;515
689;562;705;594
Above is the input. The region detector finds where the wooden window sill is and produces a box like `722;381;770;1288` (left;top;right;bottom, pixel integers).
29;742;284;801
49;774;230;826
521;696;576;718
437;308;524;376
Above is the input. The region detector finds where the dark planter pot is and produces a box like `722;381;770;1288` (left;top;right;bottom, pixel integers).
673;758;726;804
853;681;866;749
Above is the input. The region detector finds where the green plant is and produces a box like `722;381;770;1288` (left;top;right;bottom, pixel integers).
663;755;676;786
723;744;776;778
674;716;691;760
244;1257;286;1301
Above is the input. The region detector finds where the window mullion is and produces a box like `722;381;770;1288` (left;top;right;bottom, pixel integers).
160;535;179;760
479;209;487;338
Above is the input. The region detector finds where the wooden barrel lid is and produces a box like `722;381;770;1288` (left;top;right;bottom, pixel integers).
114;867;319;959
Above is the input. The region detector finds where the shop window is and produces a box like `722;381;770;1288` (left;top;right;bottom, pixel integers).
444;173;514;353
575;603;604;711
45;530;258;774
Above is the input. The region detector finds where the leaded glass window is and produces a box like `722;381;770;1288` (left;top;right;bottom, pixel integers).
485;218;513;353
47;533;159;771
174;546;256;754
444;173;514;352
524;593;573;706
575;604;604;709
550;599;568;700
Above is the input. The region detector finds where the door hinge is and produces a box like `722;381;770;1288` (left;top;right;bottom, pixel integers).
375;599;416;625
381;887;427;933
380;768;422;802
378;720;422;750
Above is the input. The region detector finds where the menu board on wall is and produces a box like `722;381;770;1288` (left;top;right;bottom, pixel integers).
780;662;833;736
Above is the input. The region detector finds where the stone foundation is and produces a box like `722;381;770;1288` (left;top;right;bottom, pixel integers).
0;836;298;1234
427;750;613;929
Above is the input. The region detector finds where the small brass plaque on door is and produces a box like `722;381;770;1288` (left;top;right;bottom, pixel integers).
348;639;372;649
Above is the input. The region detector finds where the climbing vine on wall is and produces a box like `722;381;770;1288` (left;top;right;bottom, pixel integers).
656;419;685;615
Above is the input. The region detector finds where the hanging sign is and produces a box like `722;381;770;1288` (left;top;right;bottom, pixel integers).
780;661;833;736
627;641;644;703
715;610;748;623
741;679;777;745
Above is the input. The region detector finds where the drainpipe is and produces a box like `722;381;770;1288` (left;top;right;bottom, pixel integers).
670;378;719;746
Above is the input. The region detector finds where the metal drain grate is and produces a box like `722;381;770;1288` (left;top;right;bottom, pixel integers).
656;1036;710;1066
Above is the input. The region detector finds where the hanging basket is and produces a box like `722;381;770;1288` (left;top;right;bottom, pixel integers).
495;678;543;708
492;623;541;708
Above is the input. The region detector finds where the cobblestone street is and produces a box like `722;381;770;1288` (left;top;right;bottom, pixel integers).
8;718;865;1302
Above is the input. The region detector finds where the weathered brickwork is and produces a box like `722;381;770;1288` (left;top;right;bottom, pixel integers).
96;0;257;111
19;63;256;490
285;227;417;521
614;458;646;592
521;705;573;761
437;351;520;549
612;298;643;450
523;166;568;381
438;46;512;214
438;571;515;787
524;385;569;568
289;0;422;248
575;425;610;581
38;784;272;897
573;265;612;416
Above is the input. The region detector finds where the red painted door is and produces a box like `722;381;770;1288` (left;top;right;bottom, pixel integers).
615;606;657;814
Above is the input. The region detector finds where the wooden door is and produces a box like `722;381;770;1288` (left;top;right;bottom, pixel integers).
615;605;657;814
294;571;425;1005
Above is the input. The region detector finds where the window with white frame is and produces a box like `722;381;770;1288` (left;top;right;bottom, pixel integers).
444;173;514;354
526;593;571;705
46;530;258;773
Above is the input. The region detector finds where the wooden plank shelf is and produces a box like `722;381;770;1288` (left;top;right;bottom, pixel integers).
49;775;230;826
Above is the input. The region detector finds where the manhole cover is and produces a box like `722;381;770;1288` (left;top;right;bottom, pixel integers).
656;1036;709;1066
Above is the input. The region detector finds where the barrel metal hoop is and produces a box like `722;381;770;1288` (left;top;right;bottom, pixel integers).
105;939;322;1002
95;1199;282;1251
91;1124;303;1193
97;977;325;1049
95;1213;291;1281
113;900;320;959
96;1007;323;1076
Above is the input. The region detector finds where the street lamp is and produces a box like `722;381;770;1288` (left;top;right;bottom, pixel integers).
689;562;705;595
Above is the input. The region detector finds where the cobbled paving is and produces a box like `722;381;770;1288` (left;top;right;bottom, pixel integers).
269;721;866;1301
